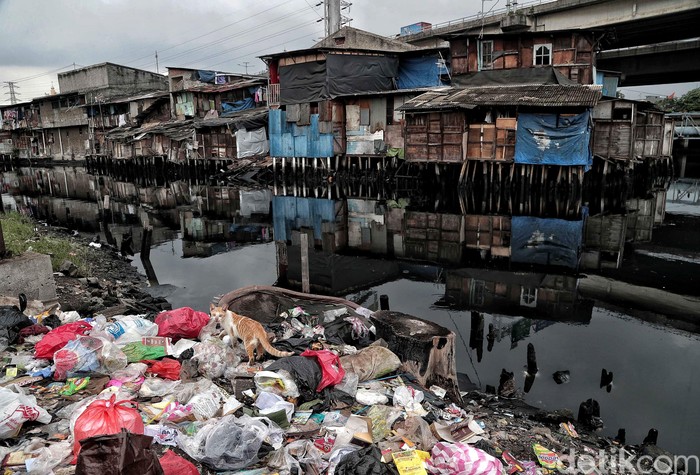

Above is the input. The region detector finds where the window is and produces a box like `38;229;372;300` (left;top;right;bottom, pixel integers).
533;43;552;66
520;287;538;308
479;40;494;70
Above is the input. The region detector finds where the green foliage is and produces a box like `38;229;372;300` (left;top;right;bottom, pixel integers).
0;212;90;275
656;87;700;113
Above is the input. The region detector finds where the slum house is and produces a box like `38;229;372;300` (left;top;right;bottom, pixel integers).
261;26;451;173
32;63;168;161
0;101;45;162
100;69;270;180
398;80;602;189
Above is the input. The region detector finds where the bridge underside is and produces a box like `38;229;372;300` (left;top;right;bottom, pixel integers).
598;39;700;86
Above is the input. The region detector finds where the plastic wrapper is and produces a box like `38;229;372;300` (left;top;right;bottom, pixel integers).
34;321;92;360
532;443;563;470
339;345;401;382
139;378;181;398
254;370;300;398
75;430;163;475
192;338;240;379
334;371;359;397
427;442;504;475
286;440;329;473
254;391;294;423
0;385;52;439
159;449;199;475
155;307;209;341
177;414;280;471
53;336;127;381
300;349;345;391
72;394;145;461
59;310;82;324
366;405;402;441
187;384;224;420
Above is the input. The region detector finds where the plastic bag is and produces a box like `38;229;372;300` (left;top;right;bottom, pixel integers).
25;440;71;474
53;337;103;381
427;442;504;475
286;440;329;473
34;321;92;359
187;384;224;421
145;358;181;380
177;414;276;471
266;445;301;475
155;307;209;341
366;405;402;441
192;338;240;379
159;450;199;475
393;385;427;416
254;391;294;423
0;305;32;344
139;378;181;398
394;416;438;451
300;349;345;391
339;346;401;382
72;394;145;461
76;430;163;475
106;315;158;343
122;341;167;362
254;370;300;398
0;385;52;439
356;388;389;405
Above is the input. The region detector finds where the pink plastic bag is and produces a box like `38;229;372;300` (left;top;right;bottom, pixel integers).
427;442;504;475
34;321;92;359
72;394;144;462
159;450;199;475
300;349;345;392
155;307;209;341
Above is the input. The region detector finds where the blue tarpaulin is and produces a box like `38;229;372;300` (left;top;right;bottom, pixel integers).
222;97;255;113
272;196;336;242
510;216;583;269
514;111;592;169
397;56;447;89
195;70;216;83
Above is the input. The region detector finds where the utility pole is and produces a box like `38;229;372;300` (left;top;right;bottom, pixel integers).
324;0;341;36
155;51;159;74
3;82;20;105
239;62;250;74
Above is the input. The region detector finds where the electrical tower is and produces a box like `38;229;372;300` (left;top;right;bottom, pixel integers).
3;82;20;105
324;0;352;36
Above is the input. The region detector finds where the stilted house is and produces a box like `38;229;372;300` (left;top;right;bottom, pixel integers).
261;26;451;170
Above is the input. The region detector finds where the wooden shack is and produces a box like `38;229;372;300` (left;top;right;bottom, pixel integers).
581;214;627;270
463;214;511;257
592;99;674;161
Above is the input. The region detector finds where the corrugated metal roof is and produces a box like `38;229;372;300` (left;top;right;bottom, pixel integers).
398;84;603;111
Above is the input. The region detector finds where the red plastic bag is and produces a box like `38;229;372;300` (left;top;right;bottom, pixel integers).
35;321;92;359
159;450;199;475
155;307;209;342
72;394;145;462
300;349;345;392
144;358;181;380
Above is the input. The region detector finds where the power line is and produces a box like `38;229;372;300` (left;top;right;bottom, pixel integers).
129;9;314;69
7;64;76;83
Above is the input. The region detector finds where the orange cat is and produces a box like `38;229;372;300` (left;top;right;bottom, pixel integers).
209;304;294;362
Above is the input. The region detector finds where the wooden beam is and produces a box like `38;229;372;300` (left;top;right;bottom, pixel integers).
300;233;310;293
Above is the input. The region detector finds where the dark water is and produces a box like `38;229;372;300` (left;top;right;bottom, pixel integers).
2;165;699;456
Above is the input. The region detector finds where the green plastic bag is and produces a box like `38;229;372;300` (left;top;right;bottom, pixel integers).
122;342;166;363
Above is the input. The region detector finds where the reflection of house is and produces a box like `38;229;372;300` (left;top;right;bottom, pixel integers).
262;26;450;162
443;268;593;323
272;196;347;251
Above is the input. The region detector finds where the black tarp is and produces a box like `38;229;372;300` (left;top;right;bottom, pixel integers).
453;67;576;87
279;60;328;105
279;55;400;105
326;54;399;97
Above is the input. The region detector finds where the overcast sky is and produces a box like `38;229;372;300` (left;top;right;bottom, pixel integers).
0;0;697;105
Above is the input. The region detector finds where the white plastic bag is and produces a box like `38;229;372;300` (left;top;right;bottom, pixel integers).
139;378;181;398
106;315;158;344
254;370;300;398
0;385;52;439
355;388;388;405
25;440;71;474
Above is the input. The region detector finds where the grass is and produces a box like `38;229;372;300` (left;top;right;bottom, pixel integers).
1;212;91;275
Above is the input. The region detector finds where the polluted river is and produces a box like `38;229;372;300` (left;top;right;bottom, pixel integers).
2;163;700;461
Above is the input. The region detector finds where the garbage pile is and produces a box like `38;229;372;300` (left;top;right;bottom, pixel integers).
0;298;671;474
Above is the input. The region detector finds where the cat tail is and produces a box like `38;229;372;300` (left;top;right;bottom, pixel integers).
260;338;294;358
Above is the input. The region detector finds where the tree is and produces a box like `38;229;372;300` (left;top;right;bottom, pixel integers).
656;87;700;112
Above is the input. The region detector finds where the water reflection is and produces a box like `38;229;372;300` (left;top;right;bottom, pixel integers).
1;164;700;456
